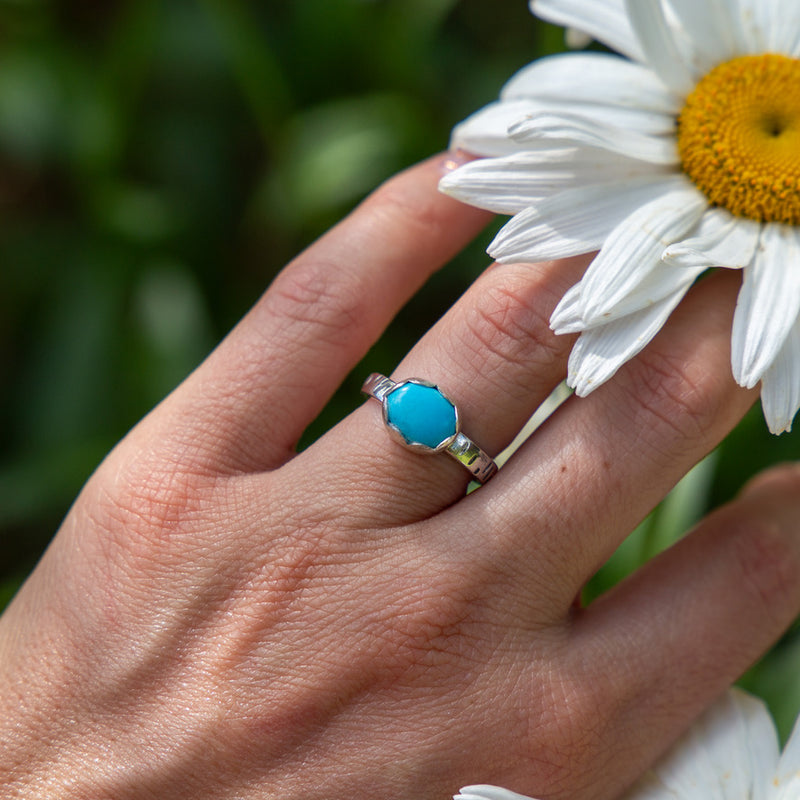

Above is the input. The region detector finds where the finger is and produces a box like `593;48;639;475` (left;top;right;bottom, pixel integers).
468;268;757;613
563;463;800;800
137;155;492;474
287;252;591;525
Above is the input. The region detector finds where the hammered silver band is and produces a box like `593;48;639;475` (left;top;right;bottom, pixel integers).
362;373;498;484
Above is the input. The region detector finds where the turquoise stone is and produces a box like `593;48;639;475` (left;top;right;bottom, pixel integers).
385;381;457;450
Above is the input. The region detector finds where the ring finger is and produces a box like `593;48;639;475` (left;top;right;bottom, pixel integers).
288;252;591;523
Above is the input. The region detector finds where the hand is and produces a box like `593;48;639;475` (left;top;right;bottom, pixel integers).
2;155;799;800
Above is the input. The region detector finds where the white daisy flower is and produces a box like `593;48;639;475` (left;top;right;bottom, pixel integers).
440;0;800;434
454;687;800;800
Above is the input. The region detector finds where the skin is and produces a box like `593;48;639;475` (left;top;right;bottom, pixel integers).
1;154;799;800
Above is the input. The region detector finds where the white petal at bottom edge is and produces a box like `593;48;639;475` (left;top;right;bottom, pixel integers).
681;689;778;800
622;689;779;800
455;691;780;800
775;673;800;794
567;281;692;396
731;225;800;388
455;787;535;800
760;317;800;434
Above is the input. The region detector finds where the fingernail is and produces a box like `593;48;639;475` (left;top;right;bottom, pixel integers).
440;149;476;175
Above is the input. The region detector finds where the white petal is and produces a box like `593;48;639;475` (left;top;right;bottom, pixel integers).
730;0;800;54
665;0;739;72
662;209;761;269
619;769;681;800
624;0;695;95
530;0;645;62
579;179;706;323
736;690;783;800
509;111;678;165
450;100;540;157
775;679;800;792
440;147;669;215
776;0;800;58
785;4;800;58
760;0;800;53
730;0;770;53
649;689;779;800
455;787;535;800
731;225;800;388
590;261;703;324
501;52;678;116
567;281;692;395
489;175;678;263
760;318;800;434
513;100;675;139
550;282;585;334
553;259;703;334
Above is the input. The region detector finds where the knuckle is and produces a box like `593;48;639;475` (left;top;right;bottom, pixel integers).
82;459;219;562
454;267;569;394
519;664;616;798
369;172;451;240
621;345;730;448
380;577;475;671
728;512;800;620
742;463;800;501
268;257;369;345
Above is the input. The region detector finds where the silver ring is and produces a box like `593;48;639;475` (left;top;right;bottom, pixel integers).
361;373;498;484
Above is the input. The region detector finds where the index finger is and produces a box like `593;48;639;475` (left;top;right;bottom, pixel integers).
135;155;493;475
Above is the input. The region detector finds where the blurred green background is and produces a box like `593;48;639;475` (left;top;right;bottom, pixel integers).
1;0;799;736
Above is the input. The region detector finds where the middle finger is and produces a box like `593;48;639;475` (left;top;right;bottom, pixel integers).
456;268;757;618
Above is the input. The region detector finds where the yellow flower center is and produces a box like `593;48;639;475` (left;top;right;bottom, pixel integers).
677;54;800;225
